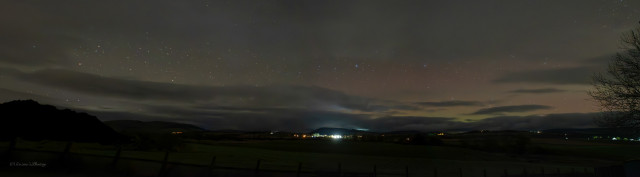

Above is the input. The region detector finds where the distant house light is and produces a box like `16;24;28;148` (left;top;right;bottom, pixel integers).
171;131;183;134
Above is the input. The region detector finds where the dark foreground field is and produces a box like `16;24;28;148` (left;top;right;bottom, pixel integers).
0;138;635;177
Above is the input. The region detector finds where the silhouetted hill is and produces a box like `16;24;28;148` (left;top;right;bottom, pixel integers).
310;127;365;135
384;130;423;134
209;129;248;133
460;130;526;134
0;100;123;143
104;120;205;134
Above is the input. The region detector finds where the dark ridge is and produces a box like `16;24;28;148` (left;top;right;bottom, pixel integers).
104;120;205;134
309;127;366;135
0;100;123;143
209;129;249;133
383;130;423;134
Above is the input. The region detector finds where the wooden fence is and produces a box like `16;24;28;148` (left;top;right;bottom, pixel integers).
1;139;603;177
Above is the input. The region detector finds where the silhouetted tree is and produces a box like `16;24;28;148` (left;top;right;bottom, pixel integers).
590;26;640;128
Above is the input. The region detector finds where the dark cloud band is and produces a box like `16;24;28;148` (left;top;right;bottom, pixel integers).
3;68;419;113
415;100;484;107
492;67;599;85
508;88;567;94
85;107;596;132
471;105;552;115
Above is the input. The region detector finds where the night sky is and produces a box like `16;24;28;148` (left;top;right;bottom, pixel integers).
1;0;639;132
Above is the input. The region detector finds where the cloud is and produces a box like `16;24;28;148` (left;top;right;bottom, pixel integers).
364;104;422;112
492;53;613;85
583;54;616;66
0;2;81;67
0;87;53;103
492;67;599;85
415;100;484;107
368;113;597;131
83;107;372;132
466;113;598;130
3;68;593;132
3;0;631;67
471;105;552;115
366;116;465;131
86;105;458;132
508;88;567;94
5;68;419;113
17;69;215;101
84;105;597;132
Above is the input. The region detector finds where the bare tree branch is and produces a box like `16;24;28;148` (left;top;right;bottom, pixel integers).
589;27;640;128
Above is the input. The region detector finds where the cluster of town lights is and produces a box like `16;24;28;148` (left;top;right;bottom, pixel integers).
303;133;344;139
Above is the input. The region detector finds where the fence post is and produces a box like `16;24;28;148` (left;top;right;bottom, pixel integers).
460;168;463;177
255;159;262;171
207;156;217;176
434;168;438;177
504;169;508;177
523;168;527;177
158;151;170;177
373;165;377;177
296;162;302;177
4;137;17;159
59;141;73;164
541;167;544;175
338;163;342;176
62;141;72;156
111;145;122;168
209;156;217;169
61;141;73;174
405;165;409;177
483;168;487;177
8;137;17;153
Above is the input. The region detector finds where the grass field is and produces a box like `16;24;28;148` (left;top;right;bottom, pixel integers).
4;138;633;177
533;138;640;162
